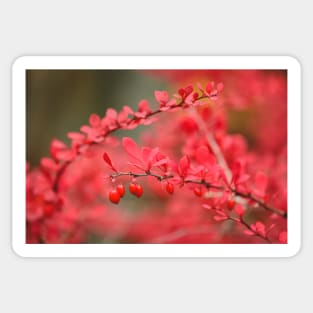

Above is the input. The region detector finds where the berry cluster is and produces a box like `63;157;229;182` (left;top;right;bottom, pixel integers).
108;183;144;204
108;184;125;204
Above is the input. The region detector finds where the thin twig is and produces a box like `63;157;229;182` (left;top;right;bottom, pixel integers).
189;107;232;183
110;171;173;181
227;216;272;243
232;189;287;218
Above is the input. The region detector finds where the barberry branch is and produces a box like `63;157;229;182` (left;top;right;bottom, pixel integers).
52;93;214;192
108;170;286;218
227;215;272;243
231;189;287;218
187;180;286;217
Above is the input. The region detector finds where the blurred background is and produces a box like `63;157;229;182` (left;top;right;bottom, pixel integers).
26;69;287;244
26;70;169;166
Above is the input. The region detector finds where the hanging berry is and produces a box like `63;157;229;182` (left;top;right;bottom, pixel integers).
227;199;235;210
116;184;125;197
135;184;144;198
43;204;54;217
109;189;120;204
193;187;202;197
166;182;174;194
129;182;138;196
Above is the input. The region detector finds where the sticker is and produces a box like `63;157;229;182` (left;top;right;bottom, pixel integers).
12;56;301;257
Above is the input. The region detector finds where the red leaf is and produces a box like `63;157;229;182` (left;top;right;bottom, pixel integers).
146;147;161;169
185;84;193;95
67;132;85;141
250;224;257;232
89;114;101;127
178;155;190;177
141;147;151;163
244;230;255;236
217;82;224;92
279;231;287;243
254;172;268;197
234;204;245;217
80;125;93;135
152;158;168;167
195;146;215;167
117;110;129;125
50;139;67;159
106;108;118;120
215;209;227;217
141;117;158;125
122;137;142;163
155;90;169;104
205;82;214;94
148;147;159;163
255;221;266;237
138;99;152;115
202;204;212;210
122;105;134;115
40;157;59;172
236;174;250;185
102;152;117;172
213;215;228;222
184;92;196;105
56;149;75;161
255;221;265;230
231;160;245;185
167;98;177;108
50;139;67;151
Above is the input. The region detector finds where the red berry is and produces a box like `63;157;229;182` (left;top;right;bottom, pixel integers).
129;183;138;196
116;184;125;197
135;184;144;198
193;187;202;197
227;199;235;210
109;189;120;204
43;204;54;217
166;182;174;194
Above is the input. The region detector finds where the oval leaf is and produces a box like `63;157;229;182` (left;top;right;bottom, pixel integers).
102;152;117;172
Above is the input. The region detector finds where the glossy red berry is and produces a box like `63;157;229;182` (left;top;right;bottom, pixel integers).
43;204;54;217
193;187;202;197
116;184;125;197
227;199;235;210
109;189;120;204
135;184;144;198
129;183;138;196
166;182;174;194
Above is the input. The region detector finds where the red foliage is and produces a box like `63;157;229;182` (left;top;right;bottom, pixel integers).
26;71;287;244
